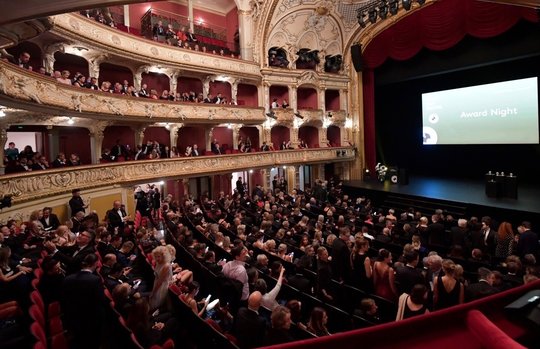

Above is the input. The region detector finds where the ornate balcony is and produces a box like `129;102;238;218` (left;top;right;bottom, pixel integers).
0;147;355;204
49;13;261;79
0;61;265;124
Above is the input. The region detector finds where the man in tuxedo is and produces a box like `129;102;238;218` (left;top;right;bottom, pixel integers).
107;200;128;232
233;291;267;349
516;221;539;258
395;250;425;295
427;214;447;247
111;139;128;159
61;254;108;349
480;216;497;256
10;51;32;70
152;20;165;40
39;207;60;232
186;27;198;42
204;94;214;103
261;141;271;151
191;143;200;156
331;227;352;282
138;83;150;98
450;218;469;248
211;139;222;155
45;229;96;275
466;267;497;301
236;177;245;196
213;93;224;104
85;77;99;90
69;189;87;216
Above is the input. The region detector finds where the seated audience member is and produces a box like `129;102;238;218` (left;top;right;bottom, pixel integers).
39;207;60;232
234;291;267;349
396;284;429;320
271;98;279;108
44;229;96;274
466;267;498;301
32;155;49;170
264;305;294;345
255;266;285;310
282;99;289;108
72;74;86;87
0;247;32;303
186;27;198;42
152;20;165;40
181;281;209;317
176;26;188;45
307;307;331;337
139;83;150;98
85;77;99;90
68;153;81;166
11;52;32;70
286;299;307;330
354;298;381;324
56;70;72;85
503;261;524;288
52;152;67;168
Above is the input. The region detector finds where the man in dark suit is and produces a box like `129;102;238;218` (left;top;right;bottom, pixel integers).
44;229;96;275
466;267;497;301
516;221;539;258
61;254;108;349
288;262;312;295
233;291;267;349
395;250;425;295
211;139;222;155
331;227;352;282
450;218;469;248
111;139;128;160
186;27;198;42
69;189;87;216
480;216;497;256
107;200;128;232
39;207;60;232
427;214;447;247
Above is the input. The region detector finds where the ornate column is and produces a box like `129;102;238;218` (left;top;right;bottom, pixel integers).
133;126;146;147
285;165;297;193
319;126;329;147
167;70;181;95
169;123;183;148
88;121;108;164
340;89;348;113
134;65;150;91
87;54;108;80
290;123;299;148
206;127;214;153
237;9;255;60
262;80;270;112
182;178;190;199
0;125;8;174
318;83;326;113
231;79;240;105
231;124;241;151
46;125;55;160
43;43;64;74
203;76;212;99
188;0;194;32
289;85;298;112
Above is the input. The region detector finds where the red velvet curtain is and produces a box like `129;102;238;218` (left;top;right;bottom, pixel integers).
361;0;539;171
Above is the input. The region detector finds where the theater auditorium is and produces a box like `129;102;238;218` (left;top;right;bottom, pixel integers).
0;0;539;348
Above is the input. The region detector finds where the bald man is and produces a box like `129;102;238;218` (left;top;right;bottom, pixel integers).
107;200;128;232
233;291;267;349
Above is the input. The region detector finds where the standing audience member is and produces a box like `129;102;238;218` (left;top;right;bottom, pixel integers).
149;246;173;310
433;259;464;310
396;284;429;320
233;291;267;349
372;249;397;301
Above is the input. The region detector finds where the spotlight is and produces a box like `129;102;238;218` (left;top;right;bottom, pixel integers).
266;111;277;120
67;117;74;125
294;112;304;119
0;110;5;117
368;8;378;24
402;0;411;10
389;0;399;15
379;1;388;19
357;10;367;28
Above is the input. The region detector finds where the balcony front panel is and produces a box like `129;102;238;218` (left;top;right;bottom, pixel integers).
50;14;261;79
0;62;265;124
0;147;355;204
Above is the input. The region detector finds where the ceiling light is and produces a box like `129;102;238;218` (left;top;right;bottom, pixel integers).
67;117;74;125
0;110;5;118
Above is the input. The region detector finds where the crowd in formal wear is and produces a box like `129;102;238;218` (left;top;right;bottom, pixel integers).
3;142;81;174
1;175;538;348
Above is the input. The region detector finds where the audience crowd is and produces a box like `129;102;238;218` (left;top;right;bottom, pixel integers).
0;174;538;349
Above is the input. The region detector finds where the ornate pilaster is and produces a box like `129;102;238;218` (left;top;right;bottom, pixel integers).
290;125;299;148
319;127;329;148
289;86;298;112
182;178;190;198
167;70;181;95
206;127;214;153
43;43;64;74
134;65;150;91
0;126;8;173
169;123;183;148
285;165;297;193
203;76;212;99
231;79;240;105
318;88;326;113
262;80;270;111
87;54;109;80
231;124;241;150
237;9;255;60
340;89;348;114
88;121;108;164
133;126;146;147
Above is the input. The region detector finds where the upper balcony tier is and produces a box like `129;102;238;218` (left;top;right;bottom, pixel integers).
49;13;262;79
0;147;355;204
0;61;266;124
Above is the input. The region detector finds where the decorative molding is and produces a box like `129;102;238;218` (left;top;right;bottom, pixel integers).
50;13;261;80
0;147;355;204
0;61;266;125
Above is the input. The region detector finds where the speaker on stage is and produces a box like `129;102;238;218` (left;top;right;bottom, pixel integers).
398;168;409;185
351;44;363;72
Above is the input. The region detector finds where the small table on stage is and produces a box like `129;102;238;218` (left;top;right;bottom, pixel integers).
504;174;518;199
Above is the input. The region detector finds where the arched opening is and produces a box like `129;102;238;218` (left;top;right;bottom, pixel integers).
177;126;206;155
324;54;343;73
103;125;135;160
269;85;289;109
54;52;89;79
58;127;91;165
237;83;258;107
268;47;289;68
143;127;170;147
295;48;319;70
209;81;231;104
6;41;42;72
297;86;318;110
142;72;170;97
299;125;319;148
271;125;290;149
177;76;203;98
325;89;340;111
327;125;341;147
239;126;259;152
211;126;233;153
99;63;133;87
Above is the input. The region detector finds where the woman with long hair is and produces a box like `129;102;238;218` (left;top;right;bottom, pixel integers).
350;238;372;292
372;249;397;301
495;221;515;259
149;246;173;310
433;259;464;310
307;307;330;337
396;284;429;320
0;247;32;303
181;281;208;317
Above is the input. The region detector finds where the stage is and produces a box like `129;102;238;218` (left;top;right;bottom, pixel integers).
343;176;540;226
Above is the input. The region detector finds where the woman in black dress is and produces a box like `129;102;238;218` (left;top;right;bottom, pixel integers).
433;259;464;310
350;238;372;292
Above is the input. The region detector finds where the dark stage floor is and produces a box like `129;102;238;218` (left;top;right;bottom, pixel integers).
343;176;540;215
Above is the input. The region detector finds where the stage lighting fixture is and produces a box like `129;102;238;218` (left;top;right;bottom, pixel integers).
402;0;411;10
417;0;425;4
357;10;367;28
379;1;388;19
327;112;333;118
368;8;378;23
294;112;304;119
389;0;399;15
266;111;277;119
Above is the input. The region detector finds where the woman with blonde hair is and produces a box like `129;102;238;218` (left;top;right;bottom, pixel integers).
433;259;464;310
350;238;372;292
149;246;173;310
495;221;515;259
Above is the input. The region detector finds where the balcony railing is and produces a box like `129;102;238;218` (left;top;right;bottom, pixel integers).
0;61;265;124
0;147;355;204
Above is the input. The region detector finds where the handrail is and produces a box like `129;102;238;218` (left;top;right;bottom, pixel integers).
0;147;356;204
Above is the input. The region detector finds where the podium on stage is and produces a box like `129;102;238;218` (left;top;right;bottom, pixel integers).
485;171;517;199
504;174;518;199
